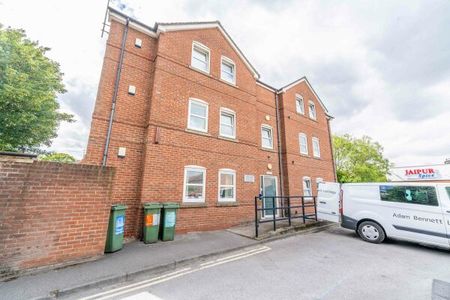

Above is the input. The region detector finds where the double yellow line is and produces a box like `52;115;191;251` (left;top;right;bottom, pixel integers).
81;246;271;300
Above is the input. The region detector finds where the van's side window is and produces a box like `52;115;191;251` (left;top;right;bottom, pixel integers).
446;187;450;199
379;185;438;206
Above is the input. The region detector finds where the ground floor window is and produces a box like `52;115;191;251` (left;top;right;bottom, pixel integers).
218;169;236;202
183;166;206;202
303;177;312;197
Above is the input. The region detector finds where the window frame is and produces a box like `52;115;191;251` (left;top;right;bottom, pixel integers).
261;124;274;150
379;185;439;207
218;169;236;202
308;100;317;120
316;177;324;188
187;98;209;133
220;56;236;85
299;133;308;155
312;137;321;158
295;94;305;115
303;176;312;197
183;165;206;203
191;41;210;74
219;107;236;139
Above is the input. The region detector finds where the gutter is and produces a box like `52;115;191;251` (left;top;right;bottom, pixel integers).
326;117;338;182
102;17;130;167
274;91;284;196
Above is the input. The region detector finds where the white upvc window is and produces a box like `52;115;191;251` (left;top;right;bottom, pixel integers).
316;177;324;188
221;56;236;84
303;176;312;197
299;133;308;155
312;137;321;158
309;100;317;120
218;169;236;202
220;108;236;139
191;41;210;73
261;125;274;149
295;94;304;114
183;166;206;203
187;98;208;133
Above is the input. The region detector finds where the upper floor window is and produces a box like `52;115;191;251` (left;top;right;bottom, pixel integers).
188;98;208;133
299;133;308;155
183;166;206;203
221;56;236;84
218;169;236;202
191;42;210;73
295;94;304;114
261;125;274;149
312;137;320;158
309;101;317;120
220;108;236;139
379;185;438;206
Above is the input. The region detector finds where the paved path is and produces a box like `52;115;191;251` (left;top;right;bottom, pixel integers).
0;230;256;300
70;226;450;300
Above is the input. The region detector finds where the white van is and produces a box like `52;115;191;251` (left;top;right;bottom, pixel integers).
317;182;450;249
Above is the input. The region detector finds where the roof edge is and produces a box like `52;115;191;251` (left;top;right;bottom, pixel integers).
278;76;331;116
108;8;260;79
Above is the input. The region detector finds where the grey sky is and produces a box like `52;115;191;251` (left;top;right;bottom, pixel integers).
0;0;449;165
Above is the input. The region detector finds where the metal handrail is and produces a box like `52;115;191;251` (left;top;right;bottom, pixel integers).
254;195;318;238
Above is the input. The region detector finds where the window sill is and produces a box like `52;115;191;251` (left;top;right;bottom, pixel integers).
219;78;238;88
189;65;212;77
261;148;276;153
185;128;211;136
300;153;309;157
216;201;239;207
181;203;207;208
218;135;239;143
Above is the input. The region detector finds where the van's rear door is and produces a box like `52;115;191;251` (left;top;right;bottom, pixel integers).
317;182;340;223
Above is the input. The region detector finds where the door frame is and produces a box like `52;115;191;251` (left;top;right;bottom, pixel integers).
260;175;279;219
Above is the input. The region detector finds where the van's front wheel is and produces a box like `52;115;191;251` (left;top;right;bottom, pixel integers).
357;221;385;244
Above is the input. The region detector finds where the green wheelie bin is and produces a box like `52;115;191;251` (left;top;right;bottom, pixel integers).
161;202;180;241
143;202;162;244
105;204;127;253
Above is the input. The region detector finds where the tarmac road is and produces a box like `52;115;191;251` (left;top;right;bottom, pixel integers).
71;226;450;300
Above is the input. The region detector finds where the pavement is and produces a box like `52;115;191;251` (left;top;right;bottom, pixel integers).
0;223;331;300
68;226;450;300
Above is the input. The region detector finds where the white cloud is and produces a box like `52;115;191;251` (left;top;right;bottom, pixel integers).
1;0;449;165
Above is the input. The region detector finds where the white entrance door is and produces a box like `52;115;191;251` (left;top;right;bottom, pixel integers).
260;175;279;218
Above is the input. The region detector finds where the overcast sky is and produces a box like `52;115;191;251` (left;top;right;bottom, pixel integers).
1;0;449;166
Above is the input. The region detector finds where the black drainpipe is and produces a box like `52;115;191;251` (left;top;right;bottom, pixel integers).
102;18;130;167
275;91;284;196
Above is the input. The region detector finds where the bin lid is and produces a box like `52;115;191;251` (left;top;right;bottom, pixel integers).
111;204;128;211
163;202;180;209
143;202;163;209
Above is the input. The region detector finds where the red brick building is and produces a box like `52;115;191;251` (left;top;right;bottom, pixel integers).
84;8;336;237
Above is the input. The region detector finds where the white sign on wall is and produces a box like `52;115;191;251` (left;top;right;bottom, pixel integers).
244;175;255;183
390;164;450;181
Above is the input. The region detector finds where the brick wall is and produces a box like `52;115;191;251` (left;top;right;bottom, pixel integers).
84;16;336;236
0;161;114;279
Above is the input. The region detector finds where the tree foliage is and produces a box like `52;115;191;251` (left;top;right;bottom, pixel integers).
333;134;390;183
0;25;73;152
38;152;76;163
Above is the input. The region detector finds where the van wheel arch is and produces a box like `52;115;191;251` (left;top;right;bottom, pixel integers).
356;219;387;243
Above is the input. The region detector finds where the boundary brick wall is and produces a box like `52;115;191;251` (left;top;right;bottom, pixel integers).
0;161;114;279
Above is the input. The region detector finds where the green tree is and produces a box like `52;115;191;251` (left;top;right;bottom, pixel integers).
333;134;390;183
38;152;76;163
0;25;73;152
